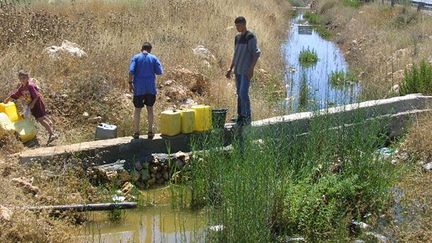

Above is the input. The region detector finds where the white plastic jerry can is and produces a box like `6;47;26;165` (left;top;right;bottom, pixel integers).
95;123;118;140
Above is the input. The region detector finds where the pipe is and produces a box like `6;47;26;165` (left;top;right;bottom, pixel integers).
26;202;137;212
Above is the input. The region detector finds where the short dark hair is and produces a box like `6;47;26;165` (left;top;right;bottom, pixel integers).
141;42;152;52
234;16;246;25
18;69;29;77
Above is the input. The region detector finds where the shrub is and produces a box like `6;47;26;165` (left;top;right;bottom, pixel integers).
400;60;432;95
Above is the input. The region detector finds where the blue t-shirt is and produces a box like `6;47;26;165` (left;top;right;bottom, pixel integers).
129;52;163;95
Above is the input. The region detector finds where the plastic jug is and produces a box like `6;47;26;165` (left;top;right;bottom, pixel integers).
0;113;14;137
180;109;195;134
192;105;212;132
13;119;37;143
160;110;181;136
0;102;21;122
95;123;118;140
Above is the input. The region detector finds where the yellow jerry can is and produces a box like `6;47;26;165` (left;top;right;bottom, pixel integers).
160;110;181;136
13;119;37;143
191;105;212;132
180;109;195;134
0;102;21;122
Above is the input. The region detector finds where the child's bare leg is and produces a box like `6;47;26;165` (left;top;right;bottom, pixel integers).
37;116;54;136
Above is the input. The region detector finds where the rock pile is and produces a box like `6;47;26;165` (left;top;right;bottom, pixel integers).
91;151;191;188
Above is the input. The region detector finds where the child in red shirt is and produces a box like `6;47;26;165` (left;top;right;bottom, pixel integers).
4;70;58;144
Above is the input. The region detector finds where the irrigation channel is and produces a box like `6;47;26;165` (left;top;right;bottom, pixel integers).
283;13;360;112
81;12;363;242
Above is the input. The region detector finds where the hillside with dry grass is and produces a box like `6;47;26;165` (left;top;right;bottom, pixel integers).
312;0;432;99
0;1;292;241
0;0;291;147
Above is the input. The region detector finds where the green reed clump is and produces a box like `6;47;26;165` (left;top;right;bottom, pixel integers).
400;60;432;95
330;70;358;87
299;48;318;68
185;108;400;241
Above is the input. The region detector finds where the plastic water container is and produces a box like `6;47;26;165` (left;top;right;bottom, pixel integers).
0;102;21;122
160;110;181;136
95;123;118;140
192;105;212;132
0;112;13;130
13;119;37;143
180;109;195;134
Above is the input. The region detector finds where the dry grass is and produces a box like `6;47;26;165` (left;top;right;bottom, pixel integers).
390;166;432;242
0;0;291;146
402;113;432;160
314;0;432;99
0;156;98;242
0;1;292;241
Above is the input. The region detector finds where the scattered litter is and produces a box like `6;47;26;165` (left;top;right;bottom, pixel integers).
376;147;395;160
351;220;370;229
365;232;388;243
209;224;224;232
285;236;305;242
112;195;126;202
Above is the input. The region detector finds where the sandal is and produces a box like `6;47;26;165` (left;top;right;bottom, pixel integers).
132;132;140;139
147;131;154;139
47;134;59;145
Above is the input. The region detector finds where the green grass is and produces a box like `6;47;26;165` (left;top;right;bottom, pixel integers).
299;48;318;68
330;70;358;87
303;12;332;39
343;0;361;8
400;60;432;95
304;11;321;25
181;110;400;241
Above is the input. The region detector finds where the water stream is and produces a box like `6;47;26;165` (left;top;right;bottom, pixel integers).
283;14;361;112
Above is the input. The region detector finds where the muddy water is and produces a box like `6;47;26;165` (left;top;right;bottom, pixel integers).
79;187;206;243
283;14;361;112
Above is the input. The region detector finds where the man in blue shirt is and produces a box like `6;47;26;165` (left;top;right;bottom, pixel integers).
129;42;163;139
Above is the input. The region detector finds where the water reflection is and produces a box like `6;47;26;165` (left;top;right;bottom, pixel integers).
283;14;361;112
80;206;205;243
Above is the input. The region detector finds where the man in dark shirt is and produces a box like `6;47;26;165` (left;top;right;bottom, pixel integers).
226;16;261;126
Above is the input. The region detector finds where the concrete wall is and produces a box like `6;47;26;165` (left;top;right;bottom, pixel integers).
19;94;432;164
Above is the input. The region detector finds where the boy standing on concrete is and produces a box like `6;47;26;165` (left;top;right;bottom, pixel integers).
226;16;261;126
129;42;163;139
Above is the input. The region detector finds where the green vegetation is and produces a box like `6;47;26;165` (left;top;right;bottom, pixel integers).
299;48;319;67
400;60;432;95
304;11;321;25
184;112;399;241
303;11;332;39
330;70;358;87
299;73;310;110
343;0;361;8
